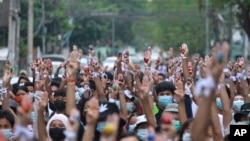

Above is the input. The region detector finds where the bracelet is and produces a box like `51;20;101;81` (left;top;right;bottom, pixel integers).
67;78;77;83
64;130;76;141
194;76;216;97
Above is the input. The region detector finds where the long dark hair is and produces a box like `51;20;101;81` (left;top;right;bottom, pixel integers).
179;118;194;141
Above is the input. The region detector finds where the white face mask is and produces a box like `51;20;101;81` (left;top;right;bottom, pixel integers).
182;132;192;141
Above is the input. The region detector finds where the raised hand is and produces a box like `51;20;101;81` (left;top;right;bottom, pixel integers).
3;68;13;84
180;43;189;57
139;75;151;99
67;51;79;78
85;97;99;125
175;79;184;103
38;92;48;112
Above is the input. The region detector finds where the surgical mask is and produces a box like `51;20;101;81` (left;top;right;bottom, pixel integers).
96;122;106;132
216;97;223;110
1;129;13;140
137;129;147;141
78;87;85;98
115;101;120;110
49;127;66;141
30;111;36;123
54;100;66;112
126;102;133;112
182;132;192;141
158;95;172;108
233;100;244;111
128;124;136;132
173;120;181;132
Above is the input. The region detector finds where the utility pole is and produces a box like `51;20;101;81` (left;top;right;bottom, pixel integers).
8;0;15;66
112;18;115;49
42;0;46;54
205;0;210;55
28;0;34;63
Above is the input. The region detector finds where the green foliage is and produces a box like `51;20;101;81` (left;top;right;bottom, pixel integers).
19;0;208;55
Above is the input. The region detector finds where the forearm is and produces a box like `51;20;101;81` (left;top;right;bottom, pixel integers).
141;96;157;128
220;86;232;128
211;102;223;141
37;110;48;141
178;99;187;125
182;58;189;81
66;82;76;116
93;77;106;101
119;91;128;121
191;95;213;141
82;125;95;141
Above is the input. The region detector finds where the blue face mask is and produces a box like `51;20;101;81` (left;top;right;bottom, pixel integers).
96;122;106;133
173;120;181;132
1;129;13;140
216;97;223;110
115;101;120;110
128;124;136;132
126;102;133;112
158;95;172;108
137;129;147;140
182;132;192;141
233;100;244;111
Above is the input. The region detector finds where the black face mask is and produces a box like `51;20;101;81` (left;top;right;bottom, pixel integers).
54;100;66;112
49;127;65;141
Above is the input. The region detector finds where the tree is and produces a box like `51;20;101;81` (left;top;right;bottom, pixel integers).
210;0;250;41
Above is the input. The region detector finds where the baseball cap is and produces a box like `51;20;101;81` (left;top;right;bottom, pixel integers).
164;103;179;113
98;102;119;120
135;115;147;129
124;90;135;101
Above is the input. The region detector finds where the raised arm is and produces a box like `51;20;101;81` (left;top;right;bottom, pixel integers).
66;51;78;116
139;74;157;128
37;92;49;141
82;97;99;141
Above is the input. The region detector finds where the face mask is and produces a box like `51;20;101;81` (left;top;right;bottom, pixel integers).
78;87;85;98
30;111;36;123
115;101;120;110
126;102;133;112
137;129;147;141
54;100;66;112
128;124;136;132
216;97;223;110
1;129;13;140
96;122;106;132
14;96;23;104
233;100;244;111
243;120;250;125
182;132;192;141
158;95;172;108
49;127;66;141
173;120;181;132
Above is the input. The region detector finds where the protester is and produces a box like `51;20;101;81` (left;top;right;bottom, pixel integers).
0;41;249;141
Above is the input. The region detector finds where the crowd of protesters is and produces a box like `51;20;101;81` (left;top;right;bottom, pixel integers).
0;41;249;141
